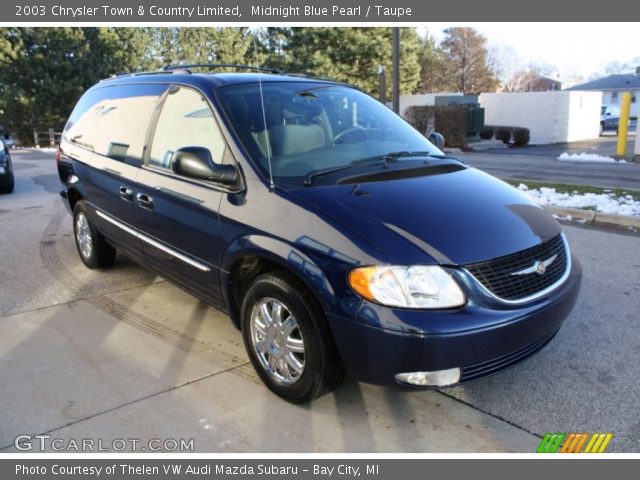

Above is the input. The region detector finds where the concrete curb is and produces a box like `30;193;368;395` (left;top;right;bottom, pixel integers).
545;206;640;230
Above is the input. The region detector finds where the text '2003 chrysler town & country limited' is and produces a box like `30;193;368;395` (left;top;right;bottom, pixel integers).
57;65;582;403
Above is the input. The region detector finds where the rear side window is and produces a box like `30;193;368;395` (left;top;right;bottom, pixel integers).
148;86;227;171
64;84;167;164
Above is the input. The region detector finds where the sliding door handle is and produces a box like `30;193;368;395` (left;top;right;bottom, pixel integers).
119;186;133;201
136;193;154;210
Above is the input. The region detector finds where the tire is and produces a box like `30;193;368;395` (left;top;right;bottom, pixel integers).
73;201;116;269
599;123;604;136
240;272;345;403
0;176;14;194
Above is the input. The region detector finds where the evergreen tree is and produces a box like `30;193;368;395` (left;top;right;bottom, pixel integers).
0;28;154;143
262;27;422;98
150;28;253;68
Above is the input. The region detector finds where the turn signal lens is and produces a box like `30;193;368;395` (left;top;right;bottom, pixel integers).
348;265;466;309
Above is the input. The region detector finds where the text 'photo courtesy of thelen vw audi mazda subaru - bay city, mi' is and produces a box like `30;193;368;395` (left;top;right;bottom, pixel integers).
56;65;582;403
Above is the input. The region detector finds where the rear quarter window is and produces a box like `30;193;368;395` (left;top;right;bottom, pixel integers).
64;83;167;164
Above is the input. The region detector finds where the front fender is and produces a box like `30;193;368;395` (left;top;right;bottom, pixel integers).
220;234;362;328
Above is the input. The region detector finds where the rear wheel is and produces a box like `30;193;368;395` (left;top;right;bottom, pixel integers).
241;272;345;403
73;201;116;269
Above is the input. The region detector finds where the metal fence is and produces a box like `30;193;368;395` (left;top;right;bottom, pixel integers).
33;129;62;147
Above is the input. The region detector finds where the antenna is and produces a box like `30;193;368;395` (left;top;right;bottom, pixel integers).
252;33;275;191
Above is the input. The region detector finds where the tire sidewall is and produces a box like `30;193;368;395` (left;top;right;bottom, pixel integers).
241;275;326;403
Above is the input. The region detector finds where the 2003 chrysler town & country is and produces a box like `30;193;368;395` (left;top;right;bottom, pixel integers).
57;65;582;403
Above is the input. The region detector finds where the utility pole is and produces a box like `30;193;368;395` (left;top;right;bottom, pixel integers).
378;65;387;105
392;27;400;114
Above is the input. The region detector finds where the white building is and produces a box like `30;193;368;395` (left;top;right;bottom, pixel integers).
566;68;640;118
480;91;602;145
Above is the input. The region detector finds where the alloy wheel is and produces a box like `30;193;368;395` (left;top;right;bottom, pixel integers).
250;297;306;385
75;212;93;260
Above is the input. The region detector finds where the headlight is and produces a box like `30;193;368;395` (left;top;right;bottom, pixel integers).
0;166;6;175
348;265;466;309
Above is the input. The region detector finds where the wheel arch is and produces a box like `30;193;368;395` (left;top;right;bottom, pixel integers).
221;235;339;330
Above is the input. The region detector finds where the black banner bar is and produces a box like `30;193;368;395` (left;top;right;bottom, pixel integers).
2;459;638;480
6;0;639;22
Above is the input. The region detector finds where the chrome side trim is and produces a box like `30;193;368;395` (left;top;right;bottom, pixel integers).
96;210;137;236
95;210;211;273
463;233;571;306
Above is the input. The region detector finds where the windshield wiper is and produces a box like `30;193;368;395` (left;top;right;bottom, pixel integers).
303;157;387;186
304;151;440;186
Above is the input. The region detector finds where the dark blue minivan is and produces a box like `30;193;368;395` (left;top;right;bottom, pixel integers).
58;66;581;402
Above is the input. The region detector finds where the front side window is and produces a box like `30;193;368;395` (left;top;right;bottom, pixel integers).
217;82;442;179
149;86;226;171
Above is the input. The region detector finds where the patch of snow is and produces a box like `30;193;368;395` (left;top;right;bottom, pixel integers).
557;152;626;163
518;184;640;217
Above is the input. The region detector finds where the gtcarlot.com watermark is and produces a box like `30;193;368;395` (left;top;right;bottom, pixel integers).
14;434;194;452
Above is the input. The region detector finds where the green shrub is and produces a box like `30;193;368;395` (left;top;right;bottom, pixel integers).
403;105;469;149
495;127;512;144
404;106;432;136
479;126;494;140
433;106;469;149
512;127;530;146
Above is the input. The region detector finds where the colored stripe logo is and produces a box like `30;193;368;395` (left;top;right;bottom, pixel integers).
537;432;613;453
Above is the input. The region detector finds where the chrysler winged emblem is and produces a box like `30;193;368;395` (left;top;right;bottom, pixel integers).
512;254;557;276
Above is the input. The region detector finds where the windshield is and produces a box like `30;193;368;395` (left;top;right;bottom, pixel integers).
217;82;443;178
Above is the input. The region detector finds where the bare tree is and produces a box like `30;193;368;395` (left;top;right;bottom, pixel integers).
438;27;498;94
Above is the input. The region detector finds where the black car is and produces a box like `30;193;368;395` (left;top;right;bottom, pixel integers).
0;140;14;193
58;65;581;403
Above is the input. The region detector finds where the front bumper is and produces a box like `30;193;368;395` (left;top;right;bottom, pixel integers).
327;255;582;386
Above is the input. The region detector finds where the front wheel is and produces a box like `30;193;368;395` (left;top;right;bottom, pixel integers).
73;201;116;269
241;272;345;403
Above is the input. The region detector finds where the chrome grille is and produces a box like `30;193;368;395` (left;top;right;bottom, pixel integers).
464;234;569;303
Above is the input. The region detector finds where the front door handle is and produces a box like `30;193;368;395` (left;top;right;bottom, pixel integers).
119;186;133;201
136;193;154;210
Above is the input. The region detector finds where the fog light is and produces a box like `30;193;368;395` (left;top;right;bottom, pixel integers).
395;368;461;387
0;166;5;175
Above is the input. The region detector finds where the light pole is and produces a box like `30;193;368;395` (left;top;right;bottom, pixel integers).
392;27;400;114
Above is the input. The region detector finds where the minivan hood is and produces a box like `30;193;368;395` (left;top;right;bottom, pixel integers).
287;167;561;265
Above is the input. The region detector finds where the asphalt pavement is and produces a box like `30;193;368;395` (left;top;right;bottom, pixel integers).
0;149;638;452
470;132;636;158
458;140;640;190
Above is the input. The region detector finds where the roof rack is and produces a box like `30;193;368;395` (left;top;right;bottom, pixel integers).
162;63;284;74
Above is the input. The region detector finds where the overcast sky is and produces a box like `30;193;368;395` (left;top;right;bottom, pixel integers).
422;23;640;80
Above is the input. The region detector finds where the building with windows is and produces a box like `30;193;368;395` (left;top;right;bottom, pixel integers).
566;68;640;117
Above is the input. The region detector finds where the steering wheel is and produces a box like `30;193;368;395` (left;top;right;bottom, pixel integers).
330;127;368;146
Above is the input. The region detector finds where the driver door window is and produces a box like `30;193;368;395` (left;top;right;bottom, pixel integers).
149;87;226;171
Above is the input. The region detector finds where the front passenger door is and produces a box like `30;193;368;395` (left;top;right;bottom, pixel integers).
135;86;233;307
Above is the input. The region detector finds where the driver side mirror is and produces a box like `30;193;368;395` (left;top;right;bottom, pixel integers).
171;146;238;184
428;132;445;149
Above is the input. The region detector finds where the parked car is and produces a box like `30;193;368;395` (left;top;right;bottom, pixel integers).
2;135;14;149
58;65;582;403
0;140;14;193
600;104;621;135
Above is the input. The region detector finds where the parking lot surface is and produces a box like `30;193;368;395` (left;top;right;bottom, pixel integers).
0;150;638;452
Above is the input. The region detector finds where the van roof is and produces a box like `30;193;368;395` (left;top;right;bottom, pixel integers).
99;70;343;89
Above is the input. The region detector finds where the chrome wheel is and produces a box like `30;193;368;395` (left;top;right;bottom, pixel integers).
75;212;93;259
250;297;305;385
